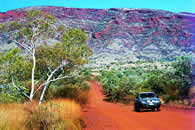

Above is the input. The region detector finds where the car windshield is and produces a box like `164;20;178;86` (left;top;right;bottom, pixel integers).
140;93;155;98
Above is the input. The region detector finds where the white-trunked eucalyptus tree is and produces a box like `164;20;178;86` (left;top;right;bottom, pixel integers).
0;10;92;104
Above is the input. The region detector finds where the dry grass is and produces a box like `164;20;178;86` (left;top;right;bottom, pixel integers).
0;99;83;130
0;103;28;130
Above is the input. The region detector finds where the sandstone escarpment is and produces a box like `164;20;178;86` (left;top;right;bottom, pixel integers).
0;6;194;61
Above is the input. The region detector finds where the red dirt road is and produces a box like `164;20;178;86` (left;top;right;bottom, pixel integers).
82;81;195;130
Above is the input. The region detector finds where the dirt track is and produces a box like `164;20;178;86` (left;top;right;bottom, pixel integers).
82;81;195;130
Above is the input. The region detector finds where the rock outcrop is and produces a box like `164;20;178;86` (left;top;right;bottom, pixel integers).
0;6;195;62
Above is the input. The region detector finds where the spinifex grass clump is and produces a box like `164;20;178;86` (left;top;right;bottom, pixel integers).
0;99;83;130
0;103;28;129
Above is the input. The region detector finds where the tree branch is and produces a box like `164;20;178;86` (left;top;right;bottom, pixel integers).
33;69;78;96
35;77;44;86
13;40;33;55
49;75;75;82
33;83;45;96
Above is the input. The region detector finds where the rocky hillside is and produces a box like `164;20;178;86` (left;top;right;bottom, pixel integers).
0;6;195;64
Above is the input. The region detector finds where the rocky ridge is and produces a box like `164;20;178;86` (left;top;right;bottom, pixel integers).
0;6;195;65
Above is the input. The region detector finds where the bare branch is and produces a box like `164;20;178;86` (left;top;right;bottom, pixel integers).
34;73;76;97
47;67;52;77
49;75;75;82
13;40;33;55
35;77;44;86
31;26;41;44
33;83;45;96
33;66;77;96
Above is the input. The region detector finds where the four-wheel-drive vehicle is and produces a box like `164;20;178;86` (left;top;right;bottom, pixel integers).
134;92;161;112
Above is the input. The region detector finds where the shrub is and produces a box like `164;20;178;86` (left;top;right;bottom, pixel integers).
172;55;192;98
0;92;25;104
101;70;136;102
47;85;90;105
46;77;90;105
0;84;27;104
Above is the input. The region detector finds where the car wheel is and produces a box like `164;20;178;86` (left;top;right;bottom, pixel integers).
152;108;155;111
134;105;140;112
157;107;160;111
137;106;141;112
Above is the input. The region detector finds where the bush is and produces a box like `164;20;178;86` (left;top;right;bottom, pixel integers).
172;55;192;98
0;84;27;104
46;76;90;105
101;70;136;102
0;93;25;104
47;85;90;105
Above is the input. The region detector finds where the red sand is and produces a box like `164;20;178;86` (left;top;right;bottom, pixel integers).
82;81;195;130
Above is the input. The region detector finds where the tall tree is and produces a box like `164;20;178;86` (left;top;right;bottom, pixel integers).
0;10;92;104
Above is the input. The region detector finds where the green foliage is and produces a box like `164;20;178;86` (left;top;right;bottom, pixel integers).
0;93;21;104
171;55;192;97
101;69;136;102
15;10;56;42
35;29;92;79
0;84;27;104
0;48;32;82
46;75;90;105
92;75;101;81
99;55;193;104
81;68;92;80
0;48;31;103
9;22;22;31
172;55;192;78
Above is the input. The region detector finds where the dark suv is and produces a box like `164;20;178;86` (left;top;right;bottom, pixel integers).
134;92;161;112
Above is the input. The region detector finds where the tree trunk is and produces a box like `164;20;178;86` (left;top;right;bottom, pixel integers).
39;84;48;105
30;49;36;102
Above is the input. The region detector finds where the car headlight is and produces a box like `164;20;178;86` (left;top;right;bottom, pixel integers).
146;100;150;103
141;101;146;104
153;100;160;103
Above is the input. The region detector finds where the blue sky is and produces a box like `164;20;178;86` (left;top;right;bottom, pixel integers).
0;0;195;13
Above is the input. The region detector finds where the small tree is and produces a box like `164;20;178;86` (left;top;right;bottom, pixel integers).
0;10;92;104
